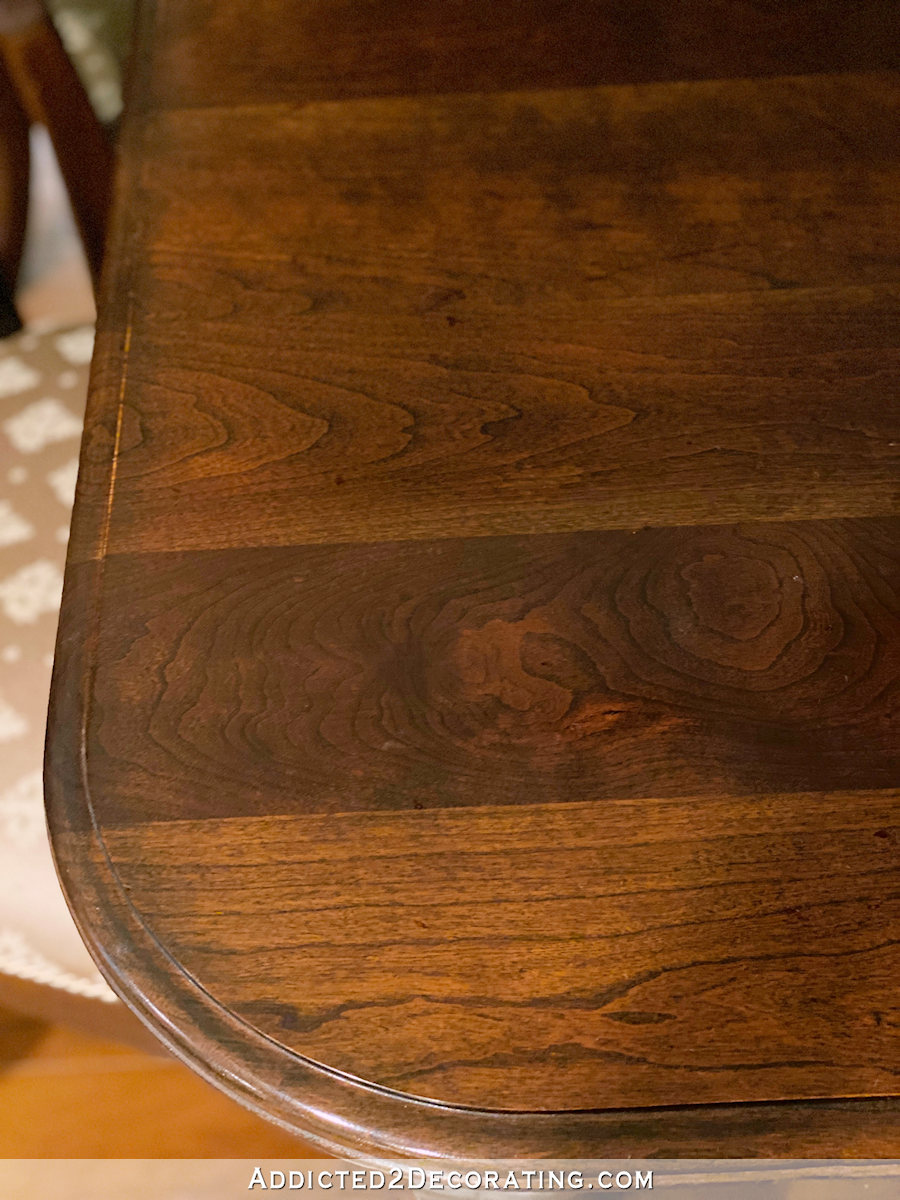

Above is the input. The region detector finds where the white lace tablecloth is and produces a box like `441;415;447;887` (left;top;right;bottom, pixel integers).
0;323;115;1002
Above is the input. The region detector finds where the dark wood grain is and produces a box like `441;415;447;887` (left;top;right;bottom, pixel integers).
144;1;900;109
77;517;899;827
46;0;899;1161
67;71;900;561
82;791;899;1112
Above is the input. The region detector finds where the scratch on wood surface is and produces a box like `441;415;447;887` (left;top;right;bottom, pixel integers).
97;313;132;566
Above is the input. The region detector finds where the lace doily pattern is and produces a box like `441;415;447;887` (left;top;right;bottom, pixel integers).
0;769;44;848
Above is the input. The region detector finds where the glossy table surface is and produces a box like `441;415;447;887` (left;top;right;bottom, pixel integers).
47;0;899;1159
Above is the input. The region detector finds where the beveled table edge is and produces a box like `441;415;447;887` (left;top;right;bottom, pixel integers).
42;549;899;1160
40;2;900;1149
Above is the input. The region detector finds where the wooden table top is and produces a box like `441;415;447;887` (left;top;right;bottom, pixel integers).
46;0;899;1160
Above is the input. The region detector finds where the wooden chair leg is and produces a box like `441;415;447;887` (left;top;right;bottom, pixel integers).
0;0;114;287
0;267;20;334
0;42;29;319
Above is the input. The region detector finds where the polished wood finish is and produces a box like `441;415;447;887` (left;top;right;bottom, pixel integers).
72;788;900;1112
47;0;899;1160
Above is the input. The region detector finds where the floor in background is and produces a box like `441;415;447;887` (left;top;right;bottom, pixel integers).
0;1005;317;1156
